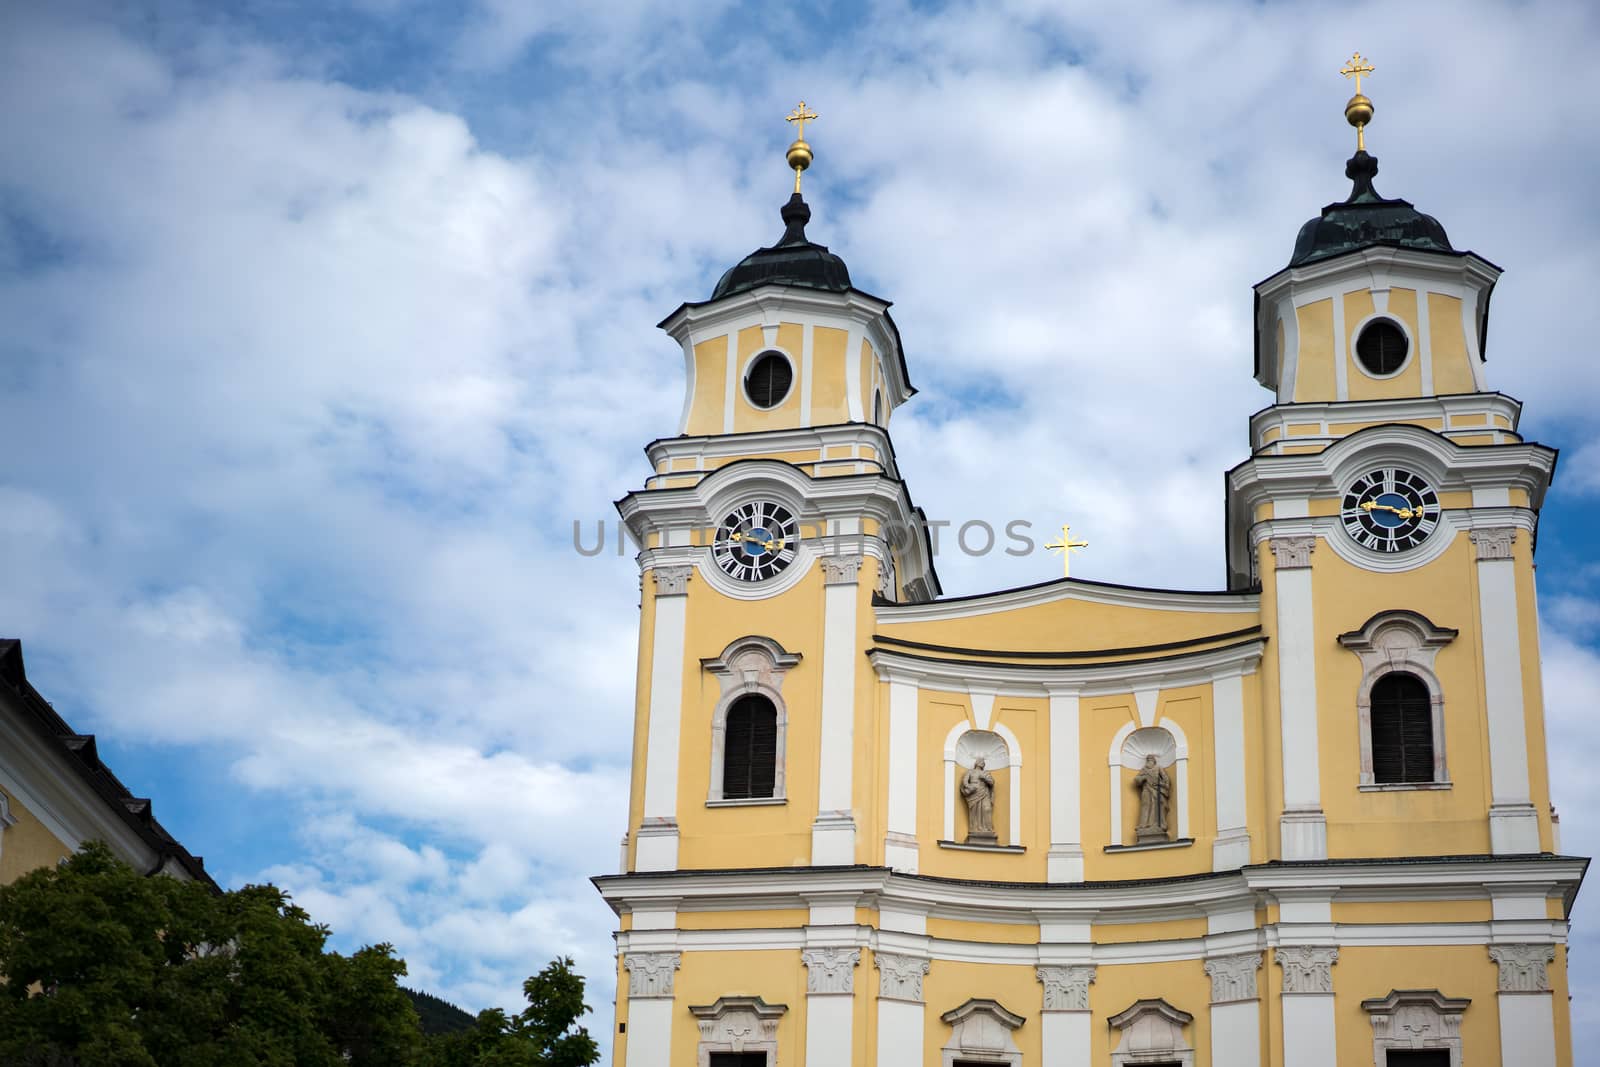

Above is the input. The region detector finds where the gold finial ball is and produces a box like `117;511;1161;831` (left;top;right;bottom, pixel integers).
1345;93;1374;129
786;138;813;173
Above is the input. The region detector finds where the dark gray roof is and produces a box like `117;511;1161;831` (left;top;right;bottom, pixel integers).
1289;151;1454;267
712;193;852;300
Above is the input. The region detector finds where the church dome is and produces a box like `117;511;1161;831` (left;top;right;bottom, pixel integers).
1288;151;1453;267
712;193;852;300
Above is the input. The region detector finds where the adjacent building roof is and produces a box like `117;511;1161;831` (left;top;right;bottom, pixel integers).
1288;150;1455;267
0;639;217;890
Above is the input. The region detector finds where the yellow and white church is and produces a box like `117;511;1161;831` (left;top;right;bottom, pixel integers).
593;68;1583;1067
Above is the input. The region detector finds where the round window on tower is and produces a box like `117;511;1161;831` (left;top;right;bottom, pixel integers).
745;351;794;409
1354;318;1410;377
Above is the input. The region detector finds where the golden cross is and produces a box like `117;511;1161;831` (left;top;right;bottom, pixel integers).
1045;524;1088;577
1340;52;1375;95
786;101;818;140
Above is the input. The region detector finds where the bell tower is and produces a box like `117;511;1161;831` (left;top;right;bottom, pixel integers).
1227;58;1557;860
618;106;939;877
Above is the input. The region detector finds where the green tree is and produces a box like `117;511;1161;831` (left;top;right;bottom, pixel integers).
0;842;597;1067
0;842;420;1066
422;957;599;1067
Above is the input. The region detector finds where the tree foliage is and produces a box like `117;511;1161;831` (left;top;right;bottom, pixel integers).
0;842;598;1067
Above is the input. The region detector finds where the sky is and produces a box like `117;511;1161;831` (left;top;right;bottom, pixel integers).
3;0;1599;1052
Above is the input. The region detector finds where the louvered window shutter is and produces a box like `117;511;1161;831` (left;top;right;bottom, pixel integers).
723;695;777;799
1370;673;1434;784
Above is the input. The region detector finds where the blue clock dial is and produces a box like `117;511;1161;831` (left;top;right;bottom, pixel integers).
1340;467;1439;553
712;501;799;582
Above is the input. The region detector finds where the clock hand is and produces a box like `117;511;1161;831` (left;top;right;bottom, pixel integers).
1360;500;1419;520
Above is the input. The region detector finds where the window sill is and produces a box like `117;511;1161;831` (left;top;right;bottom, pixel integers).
1104;838;1194;854
937;839;1025;854
1358;781;1452;792
706;796;787;807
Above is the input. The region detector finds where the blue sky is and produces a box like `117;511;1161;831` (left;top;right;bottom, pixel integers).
4;0;1600;1051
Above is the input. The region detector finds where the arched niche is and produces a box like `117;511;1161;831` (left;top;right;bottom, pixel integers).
1106;721;1190;847
941;721;1023;848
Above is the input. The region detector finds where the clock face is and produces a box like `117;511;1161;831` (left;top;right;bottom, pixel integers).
712;501;799;582
1341;467;1440;553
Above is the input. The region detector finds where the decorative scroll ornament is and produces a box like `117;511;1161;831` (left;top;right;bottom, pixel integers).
802;947;860;994
651;565;693;596
1204;953;1262;1003
1489;944;1554;992
820;553;863;585
876;951;931;1003
690;996;786;1059
1277;945;1338;993
876;555;896;601
1469;527;1516;562
1362;989;1468;1066
1037;964;1096;1010
624;951;681;998
1269;535;1316;570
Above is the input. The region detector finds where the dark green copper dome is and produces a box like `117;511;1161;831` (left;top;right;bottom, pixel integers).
712;193;852;300
1289;151;1453;267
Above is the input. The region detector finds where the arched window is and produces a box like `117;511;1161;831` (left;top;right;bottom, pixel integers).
1370;673;1434;784
722;695;778;800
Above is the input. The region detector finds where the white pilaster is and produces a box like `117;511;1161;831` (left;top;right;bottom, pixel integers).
885;675;919;872
1277;945;1337;1067
638;567;690;872
814;554;862;865
1270;536;1325;860
1211;671;1252;870
803;947;859;1066
1492;944;1558;1067
622;951;680;1067
1037;964;1094;1066
1046;688;1084;881
1206;953;1262;1067
875;953;928;1065
1472;527;1541;853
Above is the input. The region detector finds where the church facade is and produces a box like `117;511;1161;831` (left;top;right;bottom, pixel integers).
593;82;1582;1067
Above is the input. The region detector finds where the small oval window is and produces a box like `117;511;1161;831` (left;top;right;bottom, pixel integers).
745;351;793;409
1355;319;1409;376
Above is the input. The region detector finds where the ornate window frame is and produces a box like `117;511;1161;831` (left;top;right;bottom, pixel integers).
688;995;787;1067
938;997;1025;1067
702;637;800;805
1360;989;1469;1067
1107;998;1195;1067
1338;610;1457;788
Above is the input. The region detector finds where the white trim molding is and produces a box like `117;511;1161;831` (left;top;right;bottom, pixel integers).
1362;989;1469;1067
815;555;862;863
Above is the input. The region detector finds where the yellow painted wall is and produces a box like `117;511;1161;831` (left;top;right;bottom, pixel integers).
923;960;1043;1065
811;326;849;423
671;950;808;1067
1328;945;1507;1067
880;599;1256;658
1092;959;1212;1065
1312;533;1495;857
1293;298;1335;403
0;787;73;884
1429;292;1477;395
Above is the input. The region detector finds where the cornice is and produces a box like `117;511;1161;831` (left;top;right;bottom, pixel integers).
865;637;1265;696
1253;245;1501;299
874;577;1258;624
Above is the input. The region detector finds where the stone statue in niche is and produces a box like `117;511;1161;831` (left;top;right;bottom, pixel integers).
1134;754;1171;843
960;756;998;845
